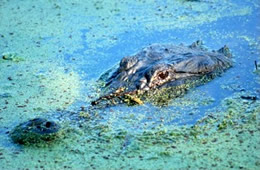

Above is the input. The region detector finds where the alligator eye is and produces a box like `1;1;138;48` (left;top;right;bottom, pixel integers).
158;71;169;80
45;121;52;128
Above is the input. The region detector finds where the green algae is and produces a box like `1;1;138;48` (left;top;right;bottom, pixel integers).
2;87;256;169
34;92;259;169
0;59;81;126
1;95;259;169
117;93;260;169
4;90;259;169
0;0;260;169
69;96;260;169
0;0;253;58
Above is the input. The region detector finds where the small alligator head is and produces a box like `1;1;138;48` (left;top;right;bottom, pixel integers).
10;118;61;145
93;41;232;106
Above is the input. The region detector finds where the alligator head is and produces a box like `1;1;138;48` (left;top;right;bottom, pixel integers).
92;41;232;106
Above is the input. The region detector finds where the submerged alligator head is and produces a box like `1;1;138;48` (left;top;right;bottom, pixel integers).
92;41;232;106
10;118;61;145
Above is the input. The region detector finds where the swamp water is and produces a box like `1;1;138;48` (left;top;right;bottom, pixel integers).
0;0;259;169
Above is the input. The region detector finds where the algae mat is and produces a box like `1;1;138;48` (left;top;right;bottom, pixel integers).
0;0;260;169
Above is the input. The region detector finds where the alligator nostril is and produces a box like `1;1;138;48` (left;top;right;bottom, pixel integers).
45;122;52;128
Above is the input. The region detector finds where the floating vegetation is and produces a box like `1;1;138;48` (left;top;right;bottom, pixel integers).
124;94;144;105
0;0;259;169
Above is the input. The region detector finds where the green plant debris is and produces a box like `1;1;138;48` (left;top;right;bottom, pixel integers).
124;94;144;105
0;0;259;169
1;92;259;170
0;0;253;58
0;59;81;125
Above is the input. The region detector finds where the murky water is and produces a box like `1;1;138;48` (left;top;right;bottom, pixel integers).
0;0;259;169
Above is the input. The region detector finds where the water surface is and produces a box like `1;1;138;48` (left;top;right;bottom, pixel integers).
0;0;259;169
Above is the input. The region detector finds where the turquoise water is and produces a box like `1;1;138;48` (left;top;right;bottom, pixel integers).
0;0;259;169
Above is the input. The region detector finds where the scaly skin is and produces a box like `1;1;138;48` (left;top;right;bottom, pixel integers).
92;41;232;106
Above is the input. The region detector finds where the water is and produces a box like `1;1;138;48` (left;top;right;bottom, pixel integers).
0;0;259;169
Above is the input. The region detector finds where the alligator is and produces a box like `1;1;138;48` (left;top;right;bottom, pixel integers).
10;41;232;145
10;118;61;145
91;41;232;106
